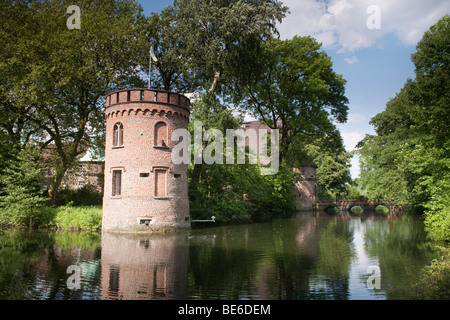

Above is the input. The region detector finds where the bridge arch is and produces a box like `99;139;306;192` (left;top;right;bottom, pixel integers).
316;201;392;214
373;204;390;214
324;205;339;214
348;205;364;214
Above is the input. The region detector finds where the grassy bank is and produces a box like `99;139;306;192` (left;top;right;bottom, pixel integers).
0;203;102;231
49;203;102;231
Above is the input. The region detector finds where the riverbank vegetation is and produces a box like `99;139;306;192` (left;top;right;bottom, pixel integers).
356;15;449;242
356;16;450;299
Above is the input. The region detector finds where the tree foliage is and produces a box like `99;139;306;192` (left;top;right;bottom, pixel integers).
142;9;195;91
303;129;352;200
0;145;49;227
237;36;349;162
357;15;450;240
0;0;147;205
188;94;297;222
145;0;288;94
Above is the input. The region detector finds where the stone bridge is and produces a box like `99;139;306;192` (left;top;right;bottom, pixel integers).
315;201;390;213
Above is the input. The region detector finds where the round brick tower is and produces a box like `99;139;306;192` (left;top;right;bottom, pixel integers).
102;88;190;233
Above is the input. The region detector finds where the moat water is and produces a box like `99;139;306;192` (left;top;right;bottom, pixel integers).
0;211;440;300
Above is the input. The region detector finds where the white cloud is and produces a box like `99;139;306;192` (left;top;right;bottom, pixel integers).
350;155;361;178
278;0;450;52
340;130;365;178
344;56;358;64
341;130;364;151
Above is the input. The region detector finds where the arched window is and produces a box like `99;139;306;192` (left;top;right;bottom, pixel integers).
113;123;123;147
154;122;167;147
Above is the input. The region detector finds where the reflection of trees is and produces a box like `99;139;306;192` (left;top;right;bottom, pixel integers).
188;225;266;299
0;230;101;300
309;216;354;300
188;216;323;299
363;214;439;299
0;231;46;299
187;213;355;300
259;215;317;300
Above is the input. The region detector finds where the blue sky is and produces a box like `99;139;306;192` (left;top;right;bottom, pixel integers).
137;0;450;178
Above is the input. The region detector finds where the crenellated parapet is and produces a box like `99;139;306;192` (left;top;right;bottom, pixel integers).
105;88;190;121
106;88;190;110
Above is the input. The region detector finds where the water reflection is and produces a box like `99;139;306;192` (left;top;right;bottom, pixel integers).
100;232;189;300
0;231;102;300
0;212;440;300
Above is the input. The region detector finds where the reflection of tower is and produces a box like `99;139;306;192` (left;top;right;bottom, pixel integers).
102;89;191;233
100;232;189;300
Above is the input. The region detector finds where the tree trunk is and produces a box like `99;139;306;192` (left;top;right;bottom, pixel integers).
190;163;203;185
47;165;67;206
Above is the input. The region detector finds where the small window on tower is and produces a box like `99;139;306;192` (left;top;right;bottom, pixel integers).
155;169;167;197
113;123;123;147
154;122;168;147
112;170;122;196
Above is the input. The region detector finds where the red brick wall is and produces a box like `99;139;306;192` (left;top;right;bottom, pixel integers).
103;89;191;233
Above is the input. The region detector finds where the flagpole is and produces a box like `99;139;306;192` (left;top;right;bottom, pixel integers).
148;45;152;89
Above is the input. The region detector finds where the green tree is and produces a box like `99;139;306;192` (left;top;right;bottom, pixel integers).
303;129;352;200
357;15;450;240
238;36;349;163
0;1;43;148
188;94;297;222
356;84;416;204
162;0;288;94
1;0;147;205
0;145;48;228
142;9;196;91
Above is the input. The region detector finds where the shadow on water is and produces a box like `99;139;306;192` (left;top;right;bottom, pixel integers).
0;211;441;300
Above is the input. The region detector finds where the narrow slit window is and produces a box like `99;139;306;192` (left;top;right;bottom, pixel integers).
155;169;167;197
113;123;123;147
112;170;122;196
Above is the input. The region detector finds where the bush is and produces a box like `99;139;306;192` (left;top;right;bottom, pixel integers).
0;145;49;228
189;162;297;223
423;186;450;241
413;248;450;300
56;184;102;207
